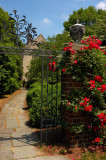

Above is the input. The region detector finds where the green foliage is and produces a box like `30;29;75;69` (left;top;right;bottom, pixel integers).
39;31;72;51
62;88;89;112
25;57;43;84
94;13;106;40
81;150;106;160
0;7;24;95
63;6;106;40
26;55;61;87
0;53;22;95
71;124;84;134
73;50;105;83
26;82;61;127
0;7;24;47
0;7;16;46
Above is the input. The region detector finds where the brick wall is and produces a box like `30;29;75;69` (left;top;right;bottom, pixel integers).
61;74;92;147
62;74;81;97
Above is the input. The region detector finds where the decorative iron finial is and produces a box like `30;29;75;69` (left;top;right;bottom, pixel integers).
13;10;17;13
0;10;37;46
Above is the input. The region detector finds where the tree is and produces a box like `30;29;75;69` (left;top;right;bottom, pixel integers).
39;31;72;51
63;6;106;40
0;7;23;95
94;12;106;40
0;7;15;46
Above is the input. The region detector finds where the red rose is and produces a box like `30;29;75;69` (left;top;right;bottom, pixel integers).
94;137;100;143
68;42;73;47
97;113;105;119
49;61;56;71
71;49;76;54
63;46;68;51
49;63;52;70
101;84;106;92
83;97;90;102
62;68;66;72
67;102;70;106
92;36;97;39
80;102;85;106
84;46;88;50
94;76;102;82
49;56;53;59
75;106;77;109
97;88;101;91
88;41;100;50
74;60;77;64
89;80;95;89
84;105;93;112
97;113;106;126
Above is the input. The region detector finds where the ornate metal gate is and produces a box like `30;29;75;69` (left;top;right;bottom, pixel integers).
0;10;62;144
0;47;62;144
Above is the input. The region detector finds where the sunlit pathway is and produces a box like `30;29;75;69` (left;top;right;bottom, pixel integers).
0;88;70;160
0;89;40;160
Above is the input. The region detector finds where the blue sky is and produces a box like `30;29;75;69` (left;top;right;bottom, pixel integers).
0;0;106;40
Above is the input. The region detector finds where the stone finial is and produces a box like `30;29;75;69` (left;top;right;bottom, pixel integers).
69;20;85;43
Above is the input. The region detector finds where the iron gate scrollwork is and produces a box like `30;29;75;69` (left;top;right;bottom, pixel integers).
0;10;37;46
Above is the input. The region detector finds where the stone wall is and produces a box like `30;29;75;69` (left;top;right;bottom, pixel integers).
22;34;46;81
22;55;33;81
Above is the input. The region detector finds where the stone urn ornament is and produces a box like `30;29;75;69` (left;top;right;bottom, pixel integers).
69;19;85;43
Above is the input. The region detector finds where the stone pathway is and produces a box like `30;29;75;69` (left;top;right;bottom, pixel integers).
0;89;70;160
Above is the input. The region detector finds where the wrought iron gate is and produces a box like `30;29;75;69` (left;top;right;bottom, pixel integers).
0;47;62;144
0;10;63;144
40;50;62;144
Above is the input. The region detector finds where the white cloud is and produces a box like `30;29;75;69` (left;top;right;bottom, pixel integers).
42;18;51;24
96;1;106;10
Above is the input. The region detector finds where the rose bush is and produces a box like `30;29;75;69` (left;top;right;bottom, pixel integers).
49;36;106;145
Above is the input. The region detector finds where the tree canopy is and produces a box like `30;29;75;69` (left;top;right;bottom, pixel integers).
63;6;106;40
0;7;23;95
0;7;24;47
40;31;72;51
44;6;106;51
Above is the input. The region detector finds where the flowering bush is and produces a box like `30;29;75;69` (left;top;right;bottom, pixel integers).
56;36;106;144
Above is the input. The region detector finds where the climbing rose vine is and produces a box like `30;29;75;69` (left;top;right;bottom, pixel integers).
49;36;106;144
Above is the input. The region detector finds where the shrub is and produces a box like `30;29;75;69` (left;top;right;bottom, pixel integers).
25;54;61;88
26;81;61;127
0;53;22;95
